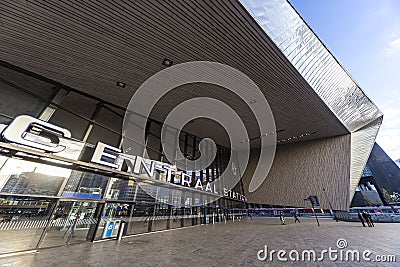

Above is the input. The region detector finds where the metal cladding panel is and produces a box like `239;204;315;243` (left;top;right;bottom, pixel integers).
240;0;382;132
243;135;351;210
350;117;383;201
241;0;383;206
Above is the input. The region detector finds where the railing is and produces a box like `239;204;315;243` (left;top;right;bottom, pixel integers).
335;211;400;223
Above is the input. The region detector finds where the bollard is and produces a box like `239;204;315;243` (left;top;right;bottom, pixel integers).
117;221;125;241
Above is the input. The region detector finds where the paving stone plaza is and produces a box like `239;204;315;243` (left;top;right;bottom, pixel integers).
0;218;398;267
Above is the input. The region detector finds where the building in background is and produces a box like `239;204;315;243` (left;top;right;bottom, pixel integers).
352;143;400;207
395;159;400;168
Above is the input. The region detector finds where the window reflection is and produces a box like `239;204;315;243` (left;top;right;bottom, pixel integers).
61;171;109;200
0;157;72;196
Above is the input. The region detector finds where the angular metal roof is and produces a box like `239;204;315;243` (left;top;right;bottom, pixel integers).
240;0;383;200
0;0;383;205
0;0;349;145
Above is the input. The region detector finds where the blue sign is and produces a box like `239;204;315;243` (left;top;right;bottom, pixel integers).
104;221;115;238
61;191;102;199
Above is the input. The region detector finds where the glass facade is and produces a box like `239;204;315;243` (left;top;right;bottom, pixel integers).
0;64;247;255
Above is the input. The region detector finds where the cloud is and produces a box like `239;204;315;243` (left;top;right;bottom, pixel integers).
376;106;400;160
389;38;400;47
383;37;400;58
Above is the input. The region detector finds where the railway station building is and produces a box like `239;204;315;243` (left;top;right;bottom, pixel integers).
0;0;382;255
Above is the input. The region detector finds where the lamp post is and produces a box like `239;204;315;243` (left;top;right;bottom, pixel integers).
304;196;320;226
323;188;338;222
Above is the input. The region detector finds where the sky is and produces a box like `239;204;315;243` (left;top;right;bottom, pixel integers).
289;0;400;161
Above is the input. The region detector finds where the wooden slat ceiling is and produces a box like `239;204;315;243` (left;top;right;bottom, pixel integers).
0;0;349;146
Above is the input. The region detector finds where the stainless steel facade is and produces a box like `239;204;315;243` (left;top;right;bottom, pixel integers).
241;0;383;201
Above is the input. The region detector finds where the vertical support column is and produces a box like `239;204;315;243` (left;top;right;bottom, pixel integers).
210;144;215;183
172;128;178;166
166;205;172;229
191;136;197;187
143;120;151;158
35;199;60;249
82;102;103;143
38;86;68;122
126;203;135;235
87;202;105;242
180;207;185;227
148;203;155;232
202;206;206;224
183;133;188;173
158;125;164;161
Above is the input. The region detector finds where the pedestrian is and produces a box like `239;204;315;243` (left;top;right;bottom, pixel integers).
366;213;374;227
362;211;371;227
279;210;286;225
144;211;149;227
63;210;81;239
357;211;365;227
294;211;300;223
172;210;178;223
249;212;253;220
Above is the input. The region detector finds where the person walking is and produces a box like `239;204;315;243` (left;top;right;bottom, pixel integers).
357;211;366;227
144;211;150;227
362;211;371;227
279;210;286;225
294;211;300;223
366;213;374;227
63;209;81;240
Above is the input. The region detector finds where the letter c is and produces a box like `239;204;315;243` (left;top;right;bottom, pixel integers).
2;115;71;153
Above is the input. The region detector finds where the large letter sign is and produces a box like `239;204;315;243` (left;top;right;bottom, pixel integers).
1;115;71;153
